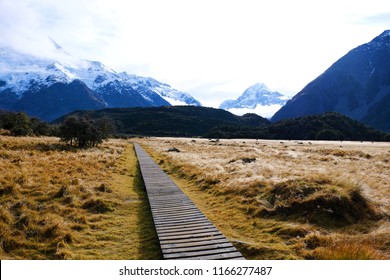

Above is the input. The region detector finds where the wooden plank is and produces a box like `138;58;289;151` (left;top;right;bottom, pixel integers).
150;202;195;208
158;227;221;237
158;230;222;241
152;210;204;217
163;242;235;254
151;208;197;213
156;224;215;233
149;198;190;203
160;237;229;249
153;216;210;225
152;212;205;219
150;201;193;206
173;252;245;260
155;220;214;229
154;214;202;220
156;220;213;230
153;216;206;223
164;247;239;259
158;234;226;245
134;143;244;260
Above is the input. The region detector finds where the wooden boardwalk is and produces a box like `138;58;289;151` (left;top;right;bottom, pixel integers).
134;143;245;260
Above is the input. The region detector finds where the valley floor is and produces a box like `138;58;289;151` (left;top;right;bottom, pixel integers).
1;135;389;259
137;137;390;259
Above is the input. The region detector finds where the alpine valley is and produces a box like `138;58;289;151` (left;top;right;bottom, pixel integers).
272;30;390;132
0;41;201;121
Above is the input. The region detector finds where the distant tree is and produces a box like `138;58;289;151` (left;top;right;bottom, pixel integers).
30;117;55;136
96;116;116;139
10;112;33;136
76;118;103;148
59;116;108;148
58;116;78;146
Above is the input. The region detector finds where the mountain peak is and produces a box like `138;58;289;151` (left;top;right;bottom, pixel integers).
242;83;275;98
219;83;288;118
370;29;390;45
378;30;390;38
248;82;269;90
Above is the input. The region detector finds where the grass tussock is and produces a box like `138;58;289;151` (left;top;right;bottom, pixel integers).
0;136;160;259
255;178;381;227
137;137;390;260
309;237;386;260
82;198;114;214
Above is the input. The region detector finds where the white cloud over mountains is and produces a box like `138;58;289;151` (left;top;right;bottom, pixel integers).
1;0;390;107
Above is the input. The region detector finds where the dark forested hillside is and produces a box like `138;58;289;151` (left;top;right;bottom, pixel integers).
205;112;390;141
55;106;270;137
56;107;389;141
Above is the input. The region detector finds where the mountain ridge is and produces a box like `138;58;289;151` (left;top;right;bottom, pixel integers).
0;42;201;121
271;30;390;132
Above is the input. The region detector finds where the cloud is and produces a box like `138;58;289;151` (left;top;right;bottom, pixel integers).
356;13;390;25
0;0;44;50
1;0;390;105
0;0;119;60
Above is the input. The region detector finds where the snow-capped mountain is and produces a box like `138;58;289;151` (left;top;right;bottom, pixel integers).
271;30;390;132
121;74;201;106
0;42;201;121
219;83;289;118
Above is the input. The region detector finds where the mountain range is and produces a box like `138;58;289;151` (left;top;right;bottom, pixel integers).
219;83;289;118
0;42;201;121
2;30;390;133
271;30;390;132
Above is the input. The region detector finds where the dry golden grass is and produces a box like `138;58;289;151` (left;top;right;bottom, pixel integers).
0;136;161;259
136;138;390;260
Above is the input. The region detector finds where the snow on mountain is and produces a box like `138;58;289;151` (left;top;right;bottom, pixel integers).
0;41;201;120
219;83;289;118
121;74;201;106
0;46;115;96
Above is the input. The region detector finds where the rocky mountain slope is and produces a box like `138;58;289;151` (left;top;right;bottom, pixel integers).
271;30;390;132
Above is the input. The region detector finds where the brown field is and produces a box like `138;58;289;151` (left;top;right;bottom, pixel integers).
136;137;390;260
0;136;161;259
1;135;389;260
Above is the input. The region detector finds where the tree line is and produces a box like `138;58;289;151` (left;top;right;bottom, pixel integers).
0;111;115;148
2;110;389;145
204;112;390;142
0;111;56;136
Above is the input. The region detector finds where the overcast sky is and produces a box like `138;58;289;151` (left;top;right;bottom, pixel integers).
1;0;390;107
